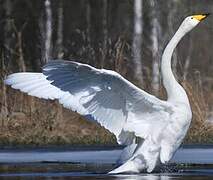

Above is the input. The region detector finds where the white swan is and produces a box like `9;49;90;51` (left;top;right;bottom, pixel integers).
4;14;209;173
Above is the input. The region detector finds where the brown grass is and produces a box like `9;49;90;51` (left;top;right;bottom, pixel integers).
0;87;116;146
182;80;213;144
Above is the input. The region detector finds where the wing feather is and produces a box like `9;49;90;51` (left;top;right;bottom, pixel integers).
5;60;172;145
42;60;172;143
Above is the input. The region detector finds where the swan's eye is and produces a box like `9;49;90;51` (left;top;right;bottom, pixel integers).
191;17;193;19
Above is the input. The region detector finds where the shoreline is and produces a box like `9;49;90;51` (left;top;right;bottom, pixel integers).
0;144;213;152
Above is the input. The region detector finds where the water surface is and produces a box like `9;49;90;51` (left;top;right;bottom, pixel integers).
0;146;213;179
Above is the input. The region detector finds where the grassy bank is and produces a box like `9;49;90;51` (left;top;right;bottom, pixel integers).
0;86;116;146
0;79;212;146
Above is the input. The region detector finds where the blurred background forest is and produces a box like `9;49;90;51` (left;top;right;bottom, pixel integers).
0;0;213;146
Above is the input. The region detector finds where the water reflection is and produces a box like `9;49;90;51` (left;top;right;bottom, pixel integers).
113;174;171;180
0;163;213;180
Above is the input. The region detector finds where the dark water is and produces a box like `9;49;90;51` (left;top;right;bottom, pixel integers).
0;146;213;179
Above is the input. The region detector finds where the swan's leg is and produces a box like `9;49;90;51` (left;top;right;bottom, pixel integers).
109;138;160;174
108;154;147;174
116;142;137;164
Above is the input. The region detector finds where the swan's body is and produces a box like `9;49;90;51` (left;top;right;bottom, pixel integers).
4;14;208;173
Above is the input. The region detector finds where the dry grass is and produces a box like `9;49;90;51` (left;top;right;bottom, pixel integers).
182;80;213;143
0;87;116;146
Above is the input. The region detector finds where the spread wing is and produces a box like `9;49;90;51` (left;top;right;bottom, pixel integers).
43;60;172;143
5;60;172;145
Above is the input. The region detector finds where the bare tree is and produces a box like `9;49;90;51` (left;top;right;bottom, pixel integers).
44;0;52;63
1;0;12;125
167;0;178;77
86;0;91;45
132;0;143;85
149;0;162;95
183;36;193;80
84;0;96;65
12;22;27;72
3;0;13;65
0;54;8;127
6;21;28;113
183;1;193;81
55;0;64;59
101;0;108;68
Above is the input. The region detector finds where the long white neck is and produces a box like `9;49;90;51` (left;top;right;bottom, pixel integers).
161;23;190;103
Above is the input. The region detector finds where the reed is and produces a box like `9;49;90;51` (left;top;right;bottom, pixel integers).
182;80;213;143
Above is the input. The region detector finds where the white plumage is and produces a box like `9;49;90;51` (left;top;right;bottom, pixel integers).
4;14;208;173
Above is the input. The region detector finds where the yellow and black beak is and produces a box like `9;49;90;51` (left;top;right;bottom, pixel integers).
193;13;210;21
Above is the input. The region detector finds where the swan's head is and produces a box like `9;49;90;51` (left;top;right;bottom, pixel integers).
181;14;210;33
